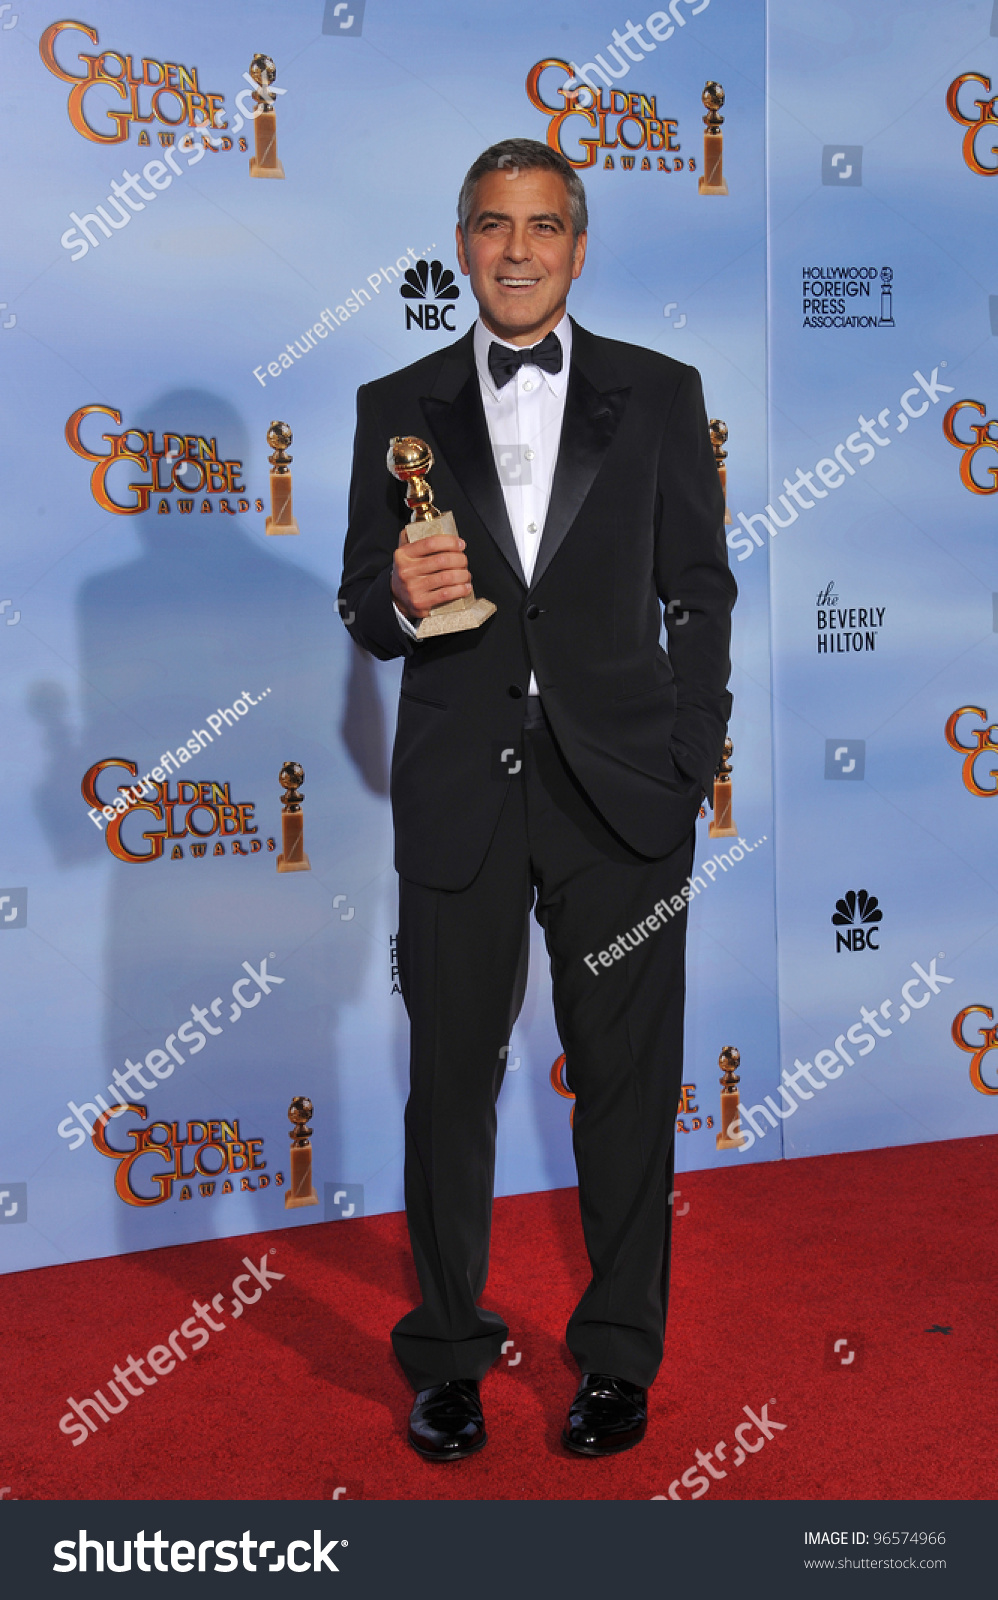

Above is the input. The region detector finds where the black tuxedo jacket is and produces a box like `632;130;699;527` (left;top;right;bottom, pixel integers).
339;319;736;891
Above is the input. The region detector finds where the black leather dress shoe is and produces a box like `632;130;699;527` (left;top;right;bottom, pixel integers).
562;1373;648;1456
408;1379;486;1461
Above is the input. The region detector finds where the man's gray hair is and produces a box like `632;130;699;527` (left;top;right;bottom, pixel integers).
457;138;589;241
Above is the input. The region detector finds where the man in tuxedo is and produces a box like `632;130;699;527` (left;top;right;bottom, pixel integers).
339;138;735;1461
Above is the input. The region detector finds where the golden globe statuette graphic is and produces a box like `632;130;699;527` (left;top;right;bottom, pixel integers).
248;54;285;179
716;1045;747;1151
710;418;733;525
284;1096;319;1209
388;436;497;639
550;1052;575;1127
265;421;299;536
698;82;729;196
277;761;311;872
708;736;738;838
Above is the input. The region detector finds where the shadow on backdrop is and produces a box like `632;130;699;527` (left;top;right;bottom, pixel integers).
29;389;391;1262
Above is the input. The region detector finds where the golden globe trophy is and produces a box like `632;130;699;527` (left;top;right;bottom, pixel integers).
710;418;733;525
388;437;496;639
715;1045;747;1150
265;421;299;536
277;761;311;872
248;54;285;179
698;82;729;196
284;1096;319;1208
708;736;738;839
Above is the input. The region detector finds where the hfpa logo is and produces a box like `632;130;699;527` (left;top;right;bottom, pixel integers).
401;259;460;331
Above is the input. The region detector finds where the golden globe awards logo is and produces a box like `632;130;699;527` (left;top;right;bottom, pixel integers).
526;58;689;173
82;759;275;863
66;405;262;517
91;1102;280;1207
946;73;998;175
944;707;998;795
40;20;229;148
943;400;998;495
951;1006;998;1095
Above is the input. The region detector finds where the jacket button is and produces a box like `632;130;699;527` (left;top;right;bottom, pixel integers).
508;685;523;699
526;604;540;620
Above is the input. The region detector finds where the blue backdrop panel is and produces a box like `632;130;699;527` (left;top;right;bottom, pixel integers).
28;0;995;1276
763;0;998;1162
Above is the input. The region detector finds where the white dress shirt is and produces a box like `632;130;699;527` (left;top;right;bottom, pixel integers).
395;313;572;698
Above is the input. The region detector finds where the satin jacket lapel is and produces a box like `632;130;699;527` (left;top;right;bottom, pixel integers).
530;323;630;592
420;335;526;589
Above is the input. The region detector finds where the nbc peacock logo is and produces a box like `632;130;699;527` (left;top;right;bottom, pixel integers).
831;889;882;954
400;258;460;332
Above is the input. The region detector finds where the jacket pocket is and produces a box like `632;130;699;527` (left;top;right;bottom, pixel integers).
399;688;448;711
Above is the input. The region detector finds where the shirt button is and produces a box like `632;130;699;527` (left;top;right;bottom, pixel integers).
522;380;533;391
526;522;537;534
507;685;523;699
524;449;535;460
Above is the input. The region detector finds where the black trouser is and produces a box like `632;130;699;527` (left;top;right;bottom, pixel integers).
392;701;693;1392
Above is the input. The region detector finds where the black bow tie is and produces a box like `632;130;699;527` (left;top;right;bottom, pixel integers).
487;331;563;391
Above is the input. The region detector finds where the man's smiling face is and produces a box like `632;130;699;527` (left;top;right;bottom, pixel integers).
455;166;587;347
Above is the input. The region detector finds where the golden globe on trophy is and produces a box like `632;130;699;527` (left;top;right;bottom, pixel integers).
265;421;300;536
708;736;739;839
715;1045;747;1150
710;418;733;525
248;54;285;179
388;436;496;639
698;82;729;196
284;1096;319;1209
277;761;311;872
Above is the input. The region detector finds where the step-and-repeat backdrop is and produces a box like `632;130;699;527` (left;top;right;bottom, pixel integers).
2;0;995;1273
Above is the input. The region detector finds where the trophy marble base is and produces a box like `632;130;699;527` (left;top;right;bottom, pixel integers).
277;811;310;873
698;133;728;194
415;597;497;639
716;1089;746;1150
720;470;733;525
277;853;311;871
404;510;497;638
708;782;738;838
285;1145;318;1208
266;470;298;535
250;112;284;179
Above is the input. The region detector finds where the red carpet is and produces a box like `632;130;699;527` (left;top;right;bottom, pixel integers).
2;1134;994;1501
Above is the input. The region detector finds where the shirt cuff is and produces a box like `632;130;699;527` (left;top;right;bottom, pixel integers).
393;601;420;640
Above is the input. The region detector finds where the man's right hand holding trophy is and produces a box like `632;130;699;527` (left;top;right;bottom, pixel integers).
388;437;495;639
